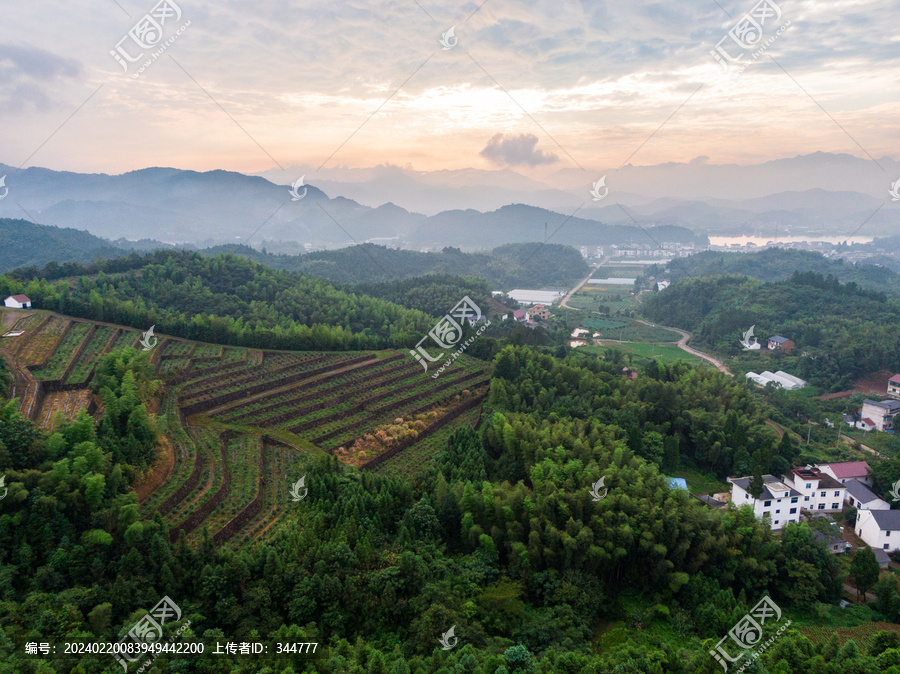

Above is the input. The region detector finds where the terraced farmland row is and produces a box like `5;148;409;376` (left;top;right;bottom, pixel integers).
15;316;68;366
215;356;416;423
35;389;94;431
65;326;120;384
31;322;91;380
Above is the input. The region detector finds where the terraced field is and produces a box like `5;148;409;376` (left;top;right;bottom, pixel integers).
1;309;493;549
35;389;94;431
31;322;91;380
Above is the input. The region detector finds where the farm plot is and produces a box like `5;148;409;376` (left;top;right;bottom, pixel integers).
229;441;306;547
159;358;191;373
179;353;374;416
31;322;91;380
370;406;483;477
16;316;69;366
310;368;488;450
178;352;330;400
163;428;222;524
203;435;261;535
192;344;222;358
36;389;93;431
8;313;42;333
141;393;201;515
161;340;194;357
65;326;118;384
212;355;411;424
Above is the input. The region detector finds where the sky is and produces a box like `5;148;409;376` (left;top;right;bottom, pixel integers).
1;0;898;183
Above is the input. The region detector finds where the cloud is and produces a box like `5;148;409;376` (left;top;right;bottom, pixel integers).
0;44;82;112
479;133;559;166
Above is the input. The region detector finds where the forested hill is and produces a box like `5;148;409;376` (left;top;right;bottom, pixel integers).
0;218;127;272
202;242;590;287
646;248;900;294
642;271;900;389
0;250;440;351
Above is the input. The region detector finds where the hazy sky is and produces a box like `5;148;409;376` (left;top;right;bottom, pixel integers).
1;0;898;180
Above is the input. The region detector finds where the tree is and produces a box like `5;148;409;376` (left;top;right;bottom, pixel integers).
849;547;880;602
748;464;765;499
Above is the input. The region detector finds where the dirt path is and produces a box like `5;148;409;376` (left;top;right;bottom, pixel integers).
635;319;733;376
839;433;885;459
765;419;785;439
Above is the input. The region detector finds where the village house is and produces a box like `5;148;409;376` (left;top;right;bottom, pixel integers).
815;461;872;487
888;374;900;398
767;335;795;353
844;479;890;511
855;509;900;553
728;475;802;530
781;467;845;512
529;304;552;321
512;309;527;322
860;399;900;431
3;294;31;309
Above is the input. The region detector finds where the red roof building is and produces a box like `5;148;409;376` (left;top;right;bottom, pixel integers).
889;374;900;396
3;294;32;309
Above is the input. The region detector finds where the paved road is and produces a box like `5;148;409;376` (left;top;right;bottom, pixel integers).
559;269;598;310
635;319;733;376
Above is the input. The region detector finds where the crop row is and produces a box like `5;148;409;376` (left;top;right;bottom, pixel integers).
360;393;487;470
315;374;488;449
16;316;67;365
169;431;233;541
9;313;42;332
214;355;407;423
159;358;191;373
65;326;119;384
32;322;91;380
192;344;222;358
180;354;376;416
204;435;260;535
285;369;479;436
179;353;333;402
161;340;194;357
218;356;410;425
213;437;266;545
36;389;93;431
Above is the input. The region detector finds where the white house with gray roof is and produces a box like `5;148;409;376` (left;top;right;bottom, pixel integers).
844;479;890;511
856;509;900;552
728;475;802;530
861;399;900;431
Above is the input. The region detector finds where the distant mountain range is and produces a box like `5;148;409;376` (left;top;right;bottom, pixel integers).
0;163;702;250
254;153;900;237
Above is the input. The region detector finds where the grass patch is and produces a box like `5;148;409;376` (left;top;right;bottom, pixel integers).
580;342;702;365
669;466;730;495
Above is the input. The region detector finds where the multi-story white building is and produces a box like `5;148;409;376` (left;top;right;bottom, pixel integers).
728;475;803;530
860;399;900;431
782;468;845;512
856;509;900;552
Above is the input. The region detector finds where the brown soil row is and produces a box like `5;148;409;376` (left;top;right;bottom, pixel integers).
221;355;407;423
213;439;267;545
169;431;233;542
179;354;329;401
242;361;421;429
313;373;487;446
134;434;177;503
359;393;487;471
288;369;482;435
181;355;376;417
158;444;204;515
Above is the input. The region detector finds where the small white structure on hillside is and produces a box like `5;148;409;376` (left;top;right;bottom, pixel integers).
3;294;31;309
844;479;890;511
745;370;807;390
